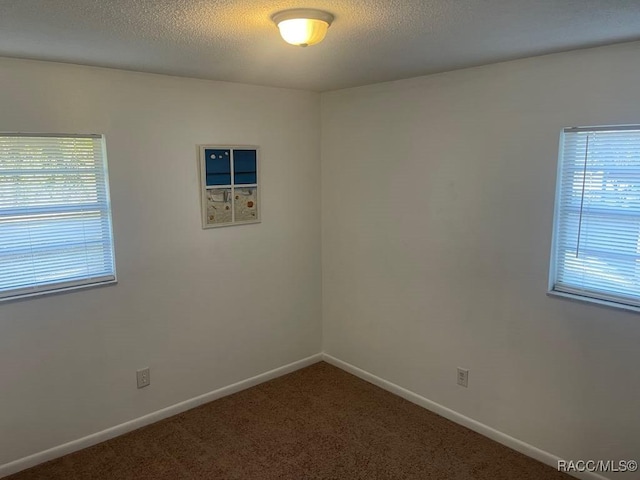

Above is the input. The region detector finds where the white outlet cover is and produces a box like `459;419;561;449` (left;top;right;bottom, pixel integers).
136;368;150;389
457;367;469;388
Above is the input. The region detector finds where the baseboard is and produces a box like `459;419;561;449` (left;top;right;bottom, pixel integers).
322;353;610;480
0;353;323;478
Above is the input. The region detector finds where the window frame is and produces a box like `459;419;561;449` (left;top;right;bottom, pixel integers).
0;132;117;302
548;125;640;313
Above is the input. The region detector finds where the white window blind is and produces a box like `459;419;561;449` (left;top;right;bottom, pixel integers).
551;126;640;309
0;134;116;300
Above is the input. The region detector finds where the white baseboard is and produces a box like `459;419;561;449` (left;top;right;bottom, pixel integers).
0;353;323;479
322;353;610;480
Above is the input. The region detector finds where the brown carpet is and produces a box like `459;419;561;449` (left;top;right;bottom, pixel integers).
7;362;570;480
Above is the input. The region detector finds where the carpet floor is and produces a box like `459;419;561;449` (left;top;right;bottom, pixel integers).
7;362;571;479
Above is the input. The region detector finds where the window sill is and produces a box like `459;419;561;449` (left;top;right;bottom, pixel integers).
547;289;640;314
0;278;117;304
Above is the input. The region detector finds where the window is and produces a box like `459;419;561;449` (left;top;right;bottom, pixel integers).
0;134;116;300
199;145;259;228
550;126;640;310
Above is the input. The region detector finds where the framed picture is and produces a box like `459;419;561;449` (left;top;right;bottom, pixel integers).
198;145;260;228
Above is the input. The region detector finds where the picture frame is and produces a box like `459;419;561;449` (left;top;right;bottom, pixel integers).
198;145;260;228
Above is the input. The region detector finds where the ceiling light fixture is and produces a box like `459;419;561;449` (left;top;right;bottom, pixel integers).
272;9;334;47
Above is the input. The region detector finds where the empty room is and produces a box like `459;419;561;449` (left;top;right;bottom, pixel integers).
0;1;639;479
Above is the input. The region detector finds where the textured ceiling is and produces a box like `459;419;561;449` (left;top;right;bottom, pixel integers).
0;0;639;91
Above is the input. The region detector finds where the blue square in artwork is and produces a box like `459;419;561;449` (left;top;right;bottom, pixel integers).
233;150;257;184
205;149;231;185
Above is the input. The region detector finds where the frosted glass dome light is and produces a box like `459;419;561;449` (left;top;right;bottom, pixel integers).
272;9;335;47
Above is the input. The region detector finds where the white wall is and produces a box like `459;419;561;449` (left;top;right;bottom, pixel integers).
0;58;322;465
321;41;640;474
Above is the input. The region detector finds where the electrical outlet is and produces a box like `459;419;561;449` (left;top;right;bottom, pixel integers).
457;367;469;388
137;367;150;389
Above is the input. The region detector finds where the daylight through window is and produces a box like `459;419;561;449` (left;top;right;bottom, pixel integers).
550;126;640;309
0;134;116;300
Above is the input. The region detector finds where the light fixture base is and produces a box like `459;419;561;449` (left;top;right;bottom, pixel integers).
271;9;334;26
